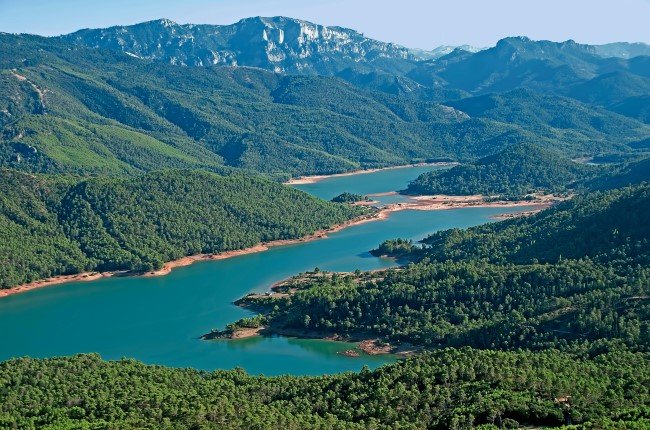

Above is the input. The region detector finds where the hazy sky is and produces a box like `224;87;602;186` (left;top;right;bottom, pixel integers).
0;0;648;49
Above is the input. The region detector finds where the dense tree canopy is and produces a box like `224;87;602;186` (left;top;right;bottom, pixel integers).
0;169;364;288
230;186;649;352
2;34;648;177
331;192;367;203
1;26;649;429
421;185;649;266
1;348;647;429
578;156;650;191
405;143;594;197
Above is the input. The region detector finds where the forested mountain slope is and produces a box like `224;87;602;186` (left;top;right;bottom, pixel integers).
0;34;519;176
0;169;363;288
567;71;650;108
404;143;594;196
579;156;650;191
594;42;650;59
61;17;418;75
227;186;649;352
610;95;650;123
422;185;649;265
445;88;647;145
1;349;647;429
1;16;648;430
2;186;647;429
60;20;650;97
406;38;650;123
2;33;648;177
410;37;650;94
41;19;650;128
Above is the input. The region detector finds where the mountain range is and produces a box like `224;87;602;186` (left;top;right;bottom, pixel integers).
0;17;648;177
57;19;650;103
60;17;649;75
61;17;417;75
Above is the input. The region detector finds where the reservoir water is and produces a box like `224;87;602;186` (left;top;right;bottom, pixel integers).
292;164;448;203
0;166;531;375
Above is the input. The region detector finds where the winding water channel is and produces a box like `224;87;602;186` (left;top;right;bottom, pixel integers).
0;166;533;375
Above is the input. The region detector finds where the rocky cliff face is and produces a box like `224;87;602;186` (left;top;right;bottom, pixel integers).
61;16;419;75
59;19;650;100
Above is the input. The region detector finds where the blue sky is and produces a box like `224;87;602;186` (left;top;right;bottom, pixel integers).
0;0;648;49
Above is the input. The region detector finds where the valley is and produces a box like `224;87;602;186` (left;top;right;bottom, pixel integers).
0;165;539;374
0;9;648;429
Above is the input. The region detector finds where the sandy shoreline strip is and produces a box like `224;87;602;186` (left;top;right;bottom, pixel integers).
0;212;385;300
383;194;556;213
285;162;456;185
0;194;557;300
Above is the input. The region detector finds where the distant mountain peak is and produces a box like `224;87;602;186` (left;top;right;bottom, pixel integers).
594;41;650;59
55;18;648;92
61;16;415;73
412;45;484;60
156;18;178;27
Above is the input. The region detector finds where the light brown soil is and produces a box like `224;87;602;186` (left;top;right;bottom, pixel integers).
12;71;46;107
285;162;457;185
354;200;380;206
385;194;560;213
1;212;383;300
490;209;544;220
0;272;116;299
2;194;564;300
358;339;394;355
229;327;265;339
365;191;399;197
202;326;265;340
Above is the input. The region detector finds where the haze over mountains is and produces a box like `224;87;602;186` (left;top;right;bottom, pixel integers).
1;16;649;177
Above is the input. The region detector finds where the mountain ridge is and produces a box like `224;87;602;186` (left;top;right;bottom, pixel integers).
1;21;648;176
61;16;419;75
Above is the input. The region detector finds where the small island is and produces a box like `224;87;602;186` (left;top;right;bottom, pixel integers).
331;192;370;204
370;238;417;258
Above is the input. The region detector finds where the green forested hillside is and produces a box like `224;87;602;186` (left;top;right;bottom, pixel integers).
412;37;636;93
0;169;363;288
227;186;649;352
1;23;649;430
244;259;648;351
1;34;648;177
445;88;647;149
422;185;649;265
2;186;648;429
579;157;650;191
1;349;647;429
0;171;89;286
405;143;593;196
331;192;367;203
610;95;650;123
567;71;650;108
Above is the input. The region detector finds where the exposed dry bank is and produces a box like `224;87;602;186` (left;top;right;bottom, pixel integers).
285;162;456;185
2;192;560;300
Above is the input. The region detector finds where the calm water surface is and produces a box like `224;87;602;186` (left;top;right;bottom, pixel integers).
0;166;529;375
293;164;449;204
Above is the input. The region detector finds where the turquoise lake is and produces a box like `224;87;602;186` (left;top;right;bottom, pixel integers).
293;164;450;203
0;166;532;375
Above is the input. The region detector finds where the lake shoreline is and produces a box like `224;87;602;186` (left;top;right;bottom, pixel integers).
0;195;556;300
0;211;383;300
285;162;456;185
382;194;557;213
202;324;419;358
